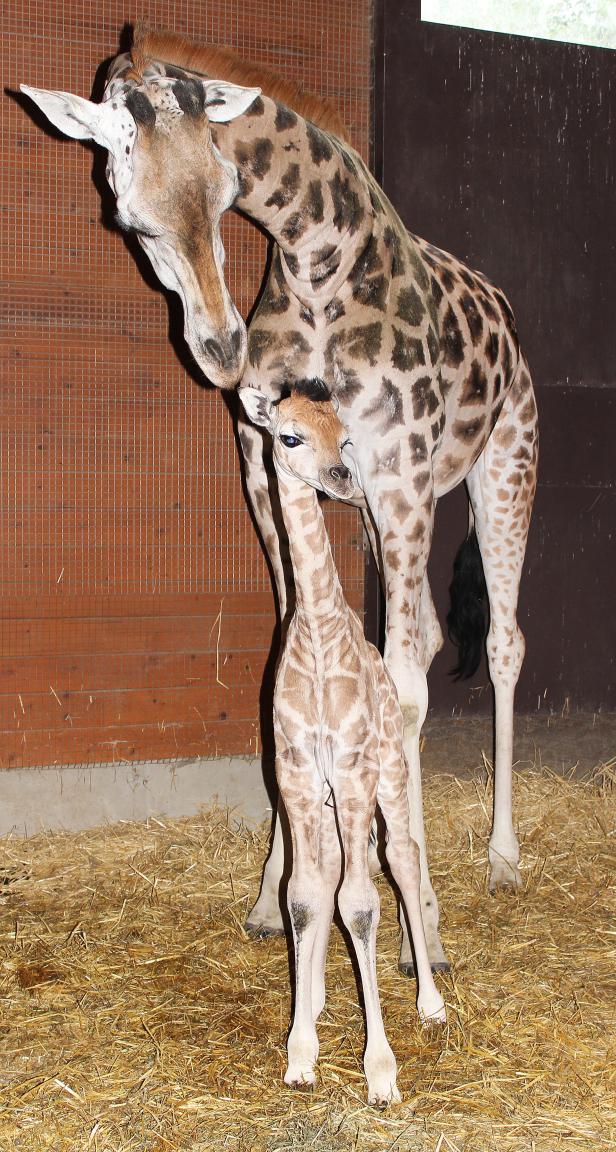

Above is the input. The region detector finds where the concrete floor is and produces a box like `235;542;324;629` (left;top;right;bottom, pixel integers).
421;711;616;777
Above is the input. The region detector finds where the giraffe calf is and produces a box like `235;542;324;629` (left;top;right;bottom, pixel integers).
240;379;446;1107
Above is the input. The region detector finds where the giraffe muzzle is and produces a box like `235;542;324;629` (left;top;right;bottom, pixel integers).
196;328;247;388
329;465;351;482
319;465;361;504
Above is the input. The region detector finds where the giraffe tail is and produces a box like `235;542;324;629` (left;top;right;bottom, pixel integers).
446;524;488;680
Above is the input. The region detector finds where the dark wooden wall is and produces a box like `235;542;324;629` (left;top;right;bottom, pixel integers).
373;1;615;714
1;1;369;768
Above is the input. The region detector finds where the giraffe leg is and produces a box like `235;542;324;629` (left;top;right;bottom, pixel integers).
335;766;400;1108
237;413;290;936
360;507;387;880
376;684;446;1022
310;799;341;1021
375;494;449;972
280;760;326;1089
466;366;538;892
397;574;446;975
245;801;287;937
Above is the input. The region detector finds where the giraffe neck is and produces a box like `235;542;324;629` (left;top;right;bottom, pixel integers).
211;97;376;304
275;468;347;645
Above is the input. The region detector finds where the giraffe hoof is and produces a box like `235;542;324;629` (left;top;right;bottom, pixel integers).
488;861;522;893
430;959;451;973
368;1083;401;1109
398;959;451;978
245;920;286;939
284;1068;316;1091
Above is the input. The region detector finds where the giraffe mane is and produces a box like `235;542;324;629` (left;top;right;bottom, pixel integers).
130;23;350;143
277;379;332;405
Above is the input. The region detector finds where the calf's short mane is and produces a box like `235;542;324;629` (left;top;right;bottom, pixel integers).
129;24;350;143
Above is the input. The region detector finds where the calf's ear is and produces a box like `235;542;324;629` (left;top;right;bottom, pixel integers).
238;387;274;432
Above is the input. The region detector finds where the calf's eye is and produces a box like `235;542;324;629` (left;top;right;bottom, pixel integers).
280;434;302;448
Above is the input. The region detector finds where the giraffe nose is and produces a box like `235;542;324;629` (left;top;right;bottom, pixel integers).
202;330;243;368
329;464;351;481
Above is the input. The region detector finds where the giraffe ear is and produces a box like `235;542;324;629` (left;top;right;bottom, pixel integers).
238;387;274;431
202;80;262;122
20;85;133;160
21;86;106;144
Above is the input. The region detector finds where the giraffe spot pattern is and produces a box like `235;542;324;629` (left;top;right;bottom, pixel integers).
383;225;407;278
125;89;156;128
442;304;465;367
452;415;486;442
485;331;499;366
346;323;382;366
332;364;363;402
234;136;274;194
407;520;425;543
306;122;333;165
395;285;425;327
274;103;298;131
439;266;456;293
361;376;404;431
248;329;277;368
480;293;498;322
172;78;205;117
380;442;401;474
406;244;430;291
283;252;299;277
248;95;265;117
460;361;488;406
325;298;345;324
349;237;387;310
426;325;439;366
264;162;301;209
460;291;484;345
281;178;324;245
310;243;342;289
391;327;425;373
411;375;440;421
299;305;315;329
257;261;290;316
329;171;365;235
430;275;444;307
413;470;431;494
409;432;428;465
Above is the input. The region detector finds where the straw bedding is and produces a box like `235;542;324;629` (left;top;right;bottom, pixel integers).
1;762;614;1151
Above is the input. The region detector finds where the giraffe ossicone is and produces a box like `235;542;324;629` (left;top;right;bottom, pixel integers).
239;380;446;1105
21;25;539;973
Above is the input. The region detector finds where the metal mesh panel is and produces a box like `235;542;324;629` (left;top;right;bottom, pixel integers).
1;0;372;766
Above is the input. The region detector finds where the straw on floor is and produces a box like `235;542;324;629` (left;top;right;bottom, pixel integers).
1;761;614;1152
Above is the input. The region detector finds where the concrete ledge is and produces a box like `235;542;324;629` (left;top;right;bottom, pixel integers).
2;713;613;838
0;757;272;838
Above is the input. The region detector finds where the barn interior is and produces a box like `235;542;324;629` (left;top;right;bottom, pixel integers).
1;2;614;1148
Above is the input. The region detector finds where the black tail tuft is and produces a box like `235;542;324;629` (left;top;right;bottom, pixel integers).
446;528;489;680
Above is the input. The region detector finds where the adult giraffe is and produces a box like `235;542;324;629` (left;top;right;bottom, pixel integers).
22;25;538;971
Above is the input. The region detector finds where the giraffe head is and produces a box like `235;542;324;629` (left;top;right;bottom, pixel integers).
21;63;261;390
240;380;365;505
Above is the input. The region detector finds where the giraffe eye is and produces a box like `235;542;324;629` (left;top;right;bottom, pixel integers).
280;434;303;448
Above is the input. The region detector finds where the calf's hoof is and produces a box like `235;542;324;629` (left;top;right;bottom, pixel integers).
398;958;451;977
284;1067;316;1091
488;856;522;893
368;1082;401;1109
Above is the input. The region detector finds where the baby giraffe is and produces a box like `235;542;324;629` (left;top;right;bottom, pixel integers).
239;379;446;1108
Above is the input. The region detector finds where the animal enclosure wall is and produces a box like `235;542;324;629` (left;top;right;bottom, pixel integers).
374;0;615;714
1;1;371;768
